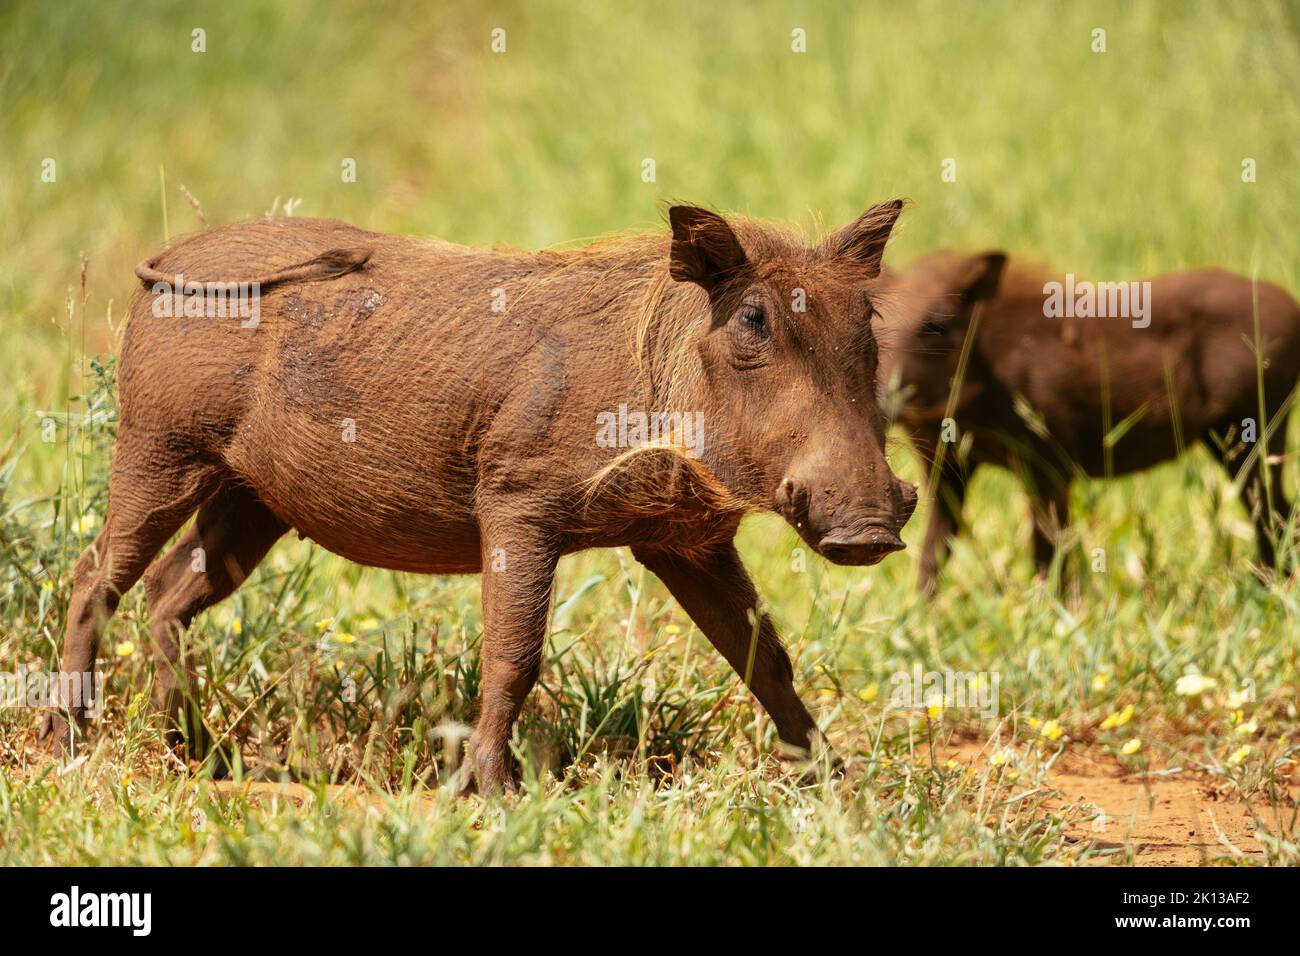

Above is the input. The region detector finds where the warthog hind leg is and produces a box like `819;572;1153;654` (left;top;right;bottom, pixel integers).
141;485;288;756
39;438;221;756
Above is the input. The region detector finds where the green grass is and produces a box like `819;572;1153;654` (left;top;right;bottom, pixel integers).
2;0;1299;865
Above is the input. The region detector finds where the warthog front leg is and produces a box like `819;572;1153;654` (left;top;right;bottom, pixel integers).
917;471;968;595
468;511;559;794
1028;475;1070;579
633;541;822;759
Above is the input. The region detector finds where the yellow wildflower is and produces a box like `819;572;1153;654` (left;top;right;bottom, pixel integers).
1100;703;1134;730
1228;745;1252;766
115;640;135;658
1121;738;1142;755
1040;719;1064;742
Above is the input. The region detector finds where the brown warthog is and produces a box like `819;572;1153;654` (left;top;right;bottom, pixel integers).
879;250;1300;592
40;202;917;791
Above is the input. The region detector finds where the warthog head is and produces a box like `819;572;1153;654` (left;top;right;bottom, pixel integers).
663;200;918;565
876;249;1007;425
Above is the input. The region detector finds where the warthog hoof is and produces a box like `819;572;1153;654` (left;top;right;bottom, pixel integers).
37;712;78;757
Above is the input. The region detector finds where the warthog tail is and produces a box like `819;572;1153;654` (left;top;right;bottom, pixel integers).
134;246;374;291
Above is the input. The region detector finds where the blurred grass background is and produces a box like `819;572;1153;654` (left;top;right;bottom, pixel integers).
5;0;1298;435
2;0;1300;865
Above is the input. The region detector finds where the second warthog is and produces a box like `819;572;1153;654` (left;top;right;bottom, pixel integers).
41;201;917;791
880;250;1300;592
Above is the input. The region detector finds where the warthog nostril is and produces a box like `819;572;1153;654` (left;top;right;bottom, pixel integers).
896;480;919;518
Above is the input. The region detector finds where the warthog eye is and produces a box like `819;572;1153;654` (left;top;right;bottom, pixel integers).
736;303;768;336
725;302;771;369
920;316;949;336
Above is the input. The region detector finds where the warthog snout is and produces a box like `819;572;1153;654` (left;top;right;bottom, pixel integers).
776;470;917;567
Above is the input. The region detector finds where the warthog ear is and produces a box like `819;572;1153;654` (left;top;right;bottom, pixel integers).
959;251;1007;300
668;206;748;289
822;199;906;276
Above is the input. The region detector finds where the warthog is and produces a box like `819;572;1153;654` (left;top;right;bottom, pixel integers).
879;250;1300;592
40;201;917;791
